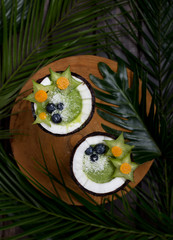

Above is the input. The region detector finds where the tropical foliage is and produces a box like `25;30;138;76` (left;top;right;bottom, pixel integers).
0;0;173;239
90;62;162;164
100;0;173;219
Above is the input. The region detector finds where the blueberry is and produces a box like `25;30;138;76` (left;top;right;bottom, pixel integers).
57;102;64;111
46;103;56;113
51;113;62;123
90;154;98;162
85;146;93;155
94;144;106;154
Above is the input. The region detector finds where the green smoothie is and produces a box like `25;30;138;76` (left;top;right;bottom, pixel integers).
25;66;83;127
47;86;82;125
83;154;115;183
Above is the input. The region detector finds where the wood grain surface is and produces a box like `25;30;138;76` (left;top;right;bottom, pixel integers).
10;55;153;205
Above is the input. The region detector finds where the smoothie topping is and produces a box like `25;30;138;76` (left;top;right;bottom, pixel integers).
51;113;62;123
39;112;47;120
111;146;122;157
57;102;64;110
56;77;69;89
85;146;94;155
111;153;138;181
35;90;47;102
105;132;134;160
120;162;131;174
94;144;106;154
90;154;98;162
46;103;56;113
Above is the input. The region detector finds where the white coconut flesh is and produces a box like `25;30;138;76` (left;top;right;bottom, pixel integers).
34;76;93;134
72;135;126;195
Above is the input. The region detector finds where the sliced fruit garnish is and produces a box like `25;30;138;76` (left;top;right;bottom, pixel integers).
110;153;138;181
49;68;61;82
104;132;134;159
32;80;53;93
33;108;51;127
35;90;47;102
111;146;122;157
56;77;69;90
49;66;81;91
24;80;53;103
120;162;131;174
39;112;47;120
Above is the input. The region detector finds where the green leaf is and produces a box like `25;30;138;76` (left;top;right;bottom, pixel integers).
90;61;161;163
103;0;173;140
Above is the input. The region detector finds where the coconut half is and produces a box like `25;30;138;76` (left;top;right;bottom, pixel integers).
71;132;128;196
28;68;95;136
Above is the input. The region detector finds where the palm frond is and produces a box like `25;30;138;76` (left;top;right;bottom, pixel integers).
98;1;173;220
1;143;173;239
89;58;172;221
0;0;116;110
90;61;161;163
102;0;173;125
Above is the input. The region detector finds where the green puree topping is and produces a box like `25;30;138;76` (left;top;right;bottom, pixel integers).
48;86;82;125
83;154;115;183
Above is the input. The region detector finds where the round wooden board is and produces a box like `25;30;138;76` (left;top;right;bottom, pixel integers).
10;55;153;205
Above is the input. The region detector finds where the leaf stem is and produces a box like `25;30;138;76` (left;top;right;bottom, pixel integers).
157;0;164;113
164;158;169;215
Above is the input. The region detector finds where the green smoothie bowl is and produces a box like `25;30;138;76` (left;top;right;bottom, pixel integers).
25;66;95;136
71;132;138;196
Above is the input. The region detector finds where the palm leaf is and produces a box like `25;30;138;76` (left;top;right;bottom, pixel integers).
103;0;173;124
1;143;173;239
99;0;173;220
90;61;161;164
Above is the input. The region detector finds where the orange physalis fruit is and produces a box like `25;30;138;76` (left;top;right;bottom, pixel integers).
56;77;69;90
120;163;131;174
39;112;47;120
111;146;123;157
35;90;47;102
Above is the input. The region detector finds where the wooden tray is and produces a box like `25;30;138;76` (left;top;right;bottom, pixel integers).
10;55;153;205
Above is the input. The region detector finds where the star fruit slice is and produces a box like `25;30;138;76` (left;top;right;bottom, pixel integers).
24;80;53;104
104;132;134;159
33;105;51;127
110;153;138;181
49;66;81;93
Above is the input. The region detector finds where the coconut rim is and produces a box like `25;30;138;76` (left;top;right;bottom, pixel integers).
31;72;95;137
70;131;130;197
